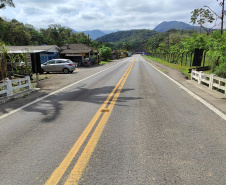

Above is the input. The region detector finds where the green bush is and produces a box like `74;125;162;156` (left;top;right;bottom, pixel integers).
99;46;112;61
0;42;7;81
214;62;226;78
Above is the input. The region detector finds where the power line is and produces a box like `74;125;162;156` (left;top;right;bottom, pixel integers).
204;0;225;31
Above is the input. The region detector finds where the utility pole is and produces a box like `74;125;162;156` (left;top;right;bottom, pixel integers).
34;53;39;87
204;0;225;35
168;31;170;62
168;31;170;52
88;34;90;46
221;0;225;35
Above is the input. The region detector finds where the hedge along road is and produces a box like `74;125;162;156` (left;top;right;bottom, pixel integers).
0;55;225;185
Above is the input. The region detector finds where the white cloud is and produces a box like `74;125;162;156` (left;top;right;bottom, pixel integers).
0;0;220;31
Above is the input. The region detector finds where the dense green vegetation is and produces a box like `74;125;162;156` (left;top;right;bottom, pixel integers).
145;56;191;77
99;46;112;61
96;29;158;50
147;29;226;78
97;29;157;42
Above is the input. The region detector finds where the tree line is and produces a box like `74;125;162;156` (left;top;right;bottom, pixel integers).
0;0;102;47
0;18;101;47
147;29;226;78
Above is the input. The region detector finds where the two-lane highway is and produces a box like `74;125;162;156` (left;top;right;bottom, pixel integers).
0;55;225;185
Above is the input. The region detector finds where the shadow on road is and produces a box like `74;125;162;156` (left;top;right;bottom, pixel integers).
17;85;142;123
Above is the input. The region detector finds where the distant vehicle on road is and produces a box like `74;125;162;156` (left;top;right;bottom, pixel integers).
41;59;76;74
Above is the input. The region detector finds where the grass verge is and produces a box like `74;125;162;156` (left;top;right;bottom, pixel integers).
100;60;111;65
145;56;191;78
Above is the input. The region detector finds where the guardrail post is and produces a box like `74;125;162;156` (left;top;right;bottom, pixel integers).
25;76;31;89
209;74;215;90
198;71;202;84
223;81;226;95
191;70;195;80
5;79;13;96
225;84;226;95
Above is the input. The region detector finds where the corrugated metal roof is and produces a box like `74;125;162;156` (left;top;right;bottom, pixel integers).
5;45;61;53
60;43;98;54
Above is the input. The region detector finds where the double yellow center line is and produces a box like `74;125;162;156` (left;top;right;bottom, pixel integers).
45;57;136;185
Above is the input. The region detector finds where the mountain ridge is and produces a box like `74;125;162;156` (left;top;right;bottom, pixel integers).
96;29;157;42
82;30;106;40
153;21;194;32
70;21;199;41
68;28;116;40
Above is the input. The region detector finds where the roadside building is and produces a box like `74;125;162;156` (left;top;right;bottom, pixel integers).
6;45;61;73
60;43;99;67
111;50;120;60
6;45;61;64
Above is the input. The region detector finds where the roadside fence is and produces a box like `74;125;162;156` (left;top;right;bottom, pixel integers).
0;76;31;97
191;70;226;95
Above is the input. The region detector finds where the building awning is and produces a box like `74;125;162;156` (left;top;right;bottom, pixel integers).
65;53;85;57
7;50;46;54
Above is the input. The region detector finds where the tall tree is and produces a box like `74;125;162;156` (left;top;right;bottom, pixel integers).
0;0;15;9
124;42;131;51
24;24;44;45
190;8;215;35
3;19;30;45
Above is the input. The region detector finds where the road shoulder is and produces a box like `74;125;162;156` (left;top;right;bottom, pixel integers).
144;56;226;115
0;59;123;117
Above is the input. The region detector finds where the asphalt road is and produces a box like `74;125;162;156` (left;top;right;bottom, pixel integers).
0;55;225;185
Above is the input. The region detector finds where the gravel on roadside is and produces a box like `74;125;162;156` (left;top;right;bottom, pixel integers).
0;61;120;116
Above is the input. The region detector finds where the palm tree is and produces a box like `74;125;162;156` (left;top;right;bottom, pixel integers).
124;42;131;51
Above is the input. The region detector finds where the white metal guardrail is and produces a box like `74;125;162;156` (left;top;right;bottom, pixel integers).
191;70;226;95
0;76;31;97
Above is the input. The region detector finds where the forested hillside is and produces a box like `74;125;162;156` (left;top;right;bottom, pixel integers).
96;29;157;42
96;29;158;50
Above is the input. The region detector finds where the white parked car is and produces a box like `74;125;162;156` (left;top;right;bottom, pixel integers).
41;59;76;74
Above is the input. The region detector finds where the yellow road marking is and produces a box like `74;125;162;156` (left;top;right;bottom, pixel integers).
65;58;136;184
45;57;136;185
101;108;110;112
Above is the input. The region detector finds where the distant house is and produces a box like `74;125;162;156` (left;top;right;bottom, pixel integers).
60;43;99;67
6;45;61;73
111;50;120;60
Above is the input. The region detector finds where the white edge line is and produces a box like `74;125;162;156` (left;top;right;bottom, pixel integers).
0;60;126;120
143;57;226;121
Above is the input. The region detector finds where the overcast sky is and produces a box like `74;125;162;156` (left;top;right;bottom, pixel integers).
0;0;223;32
